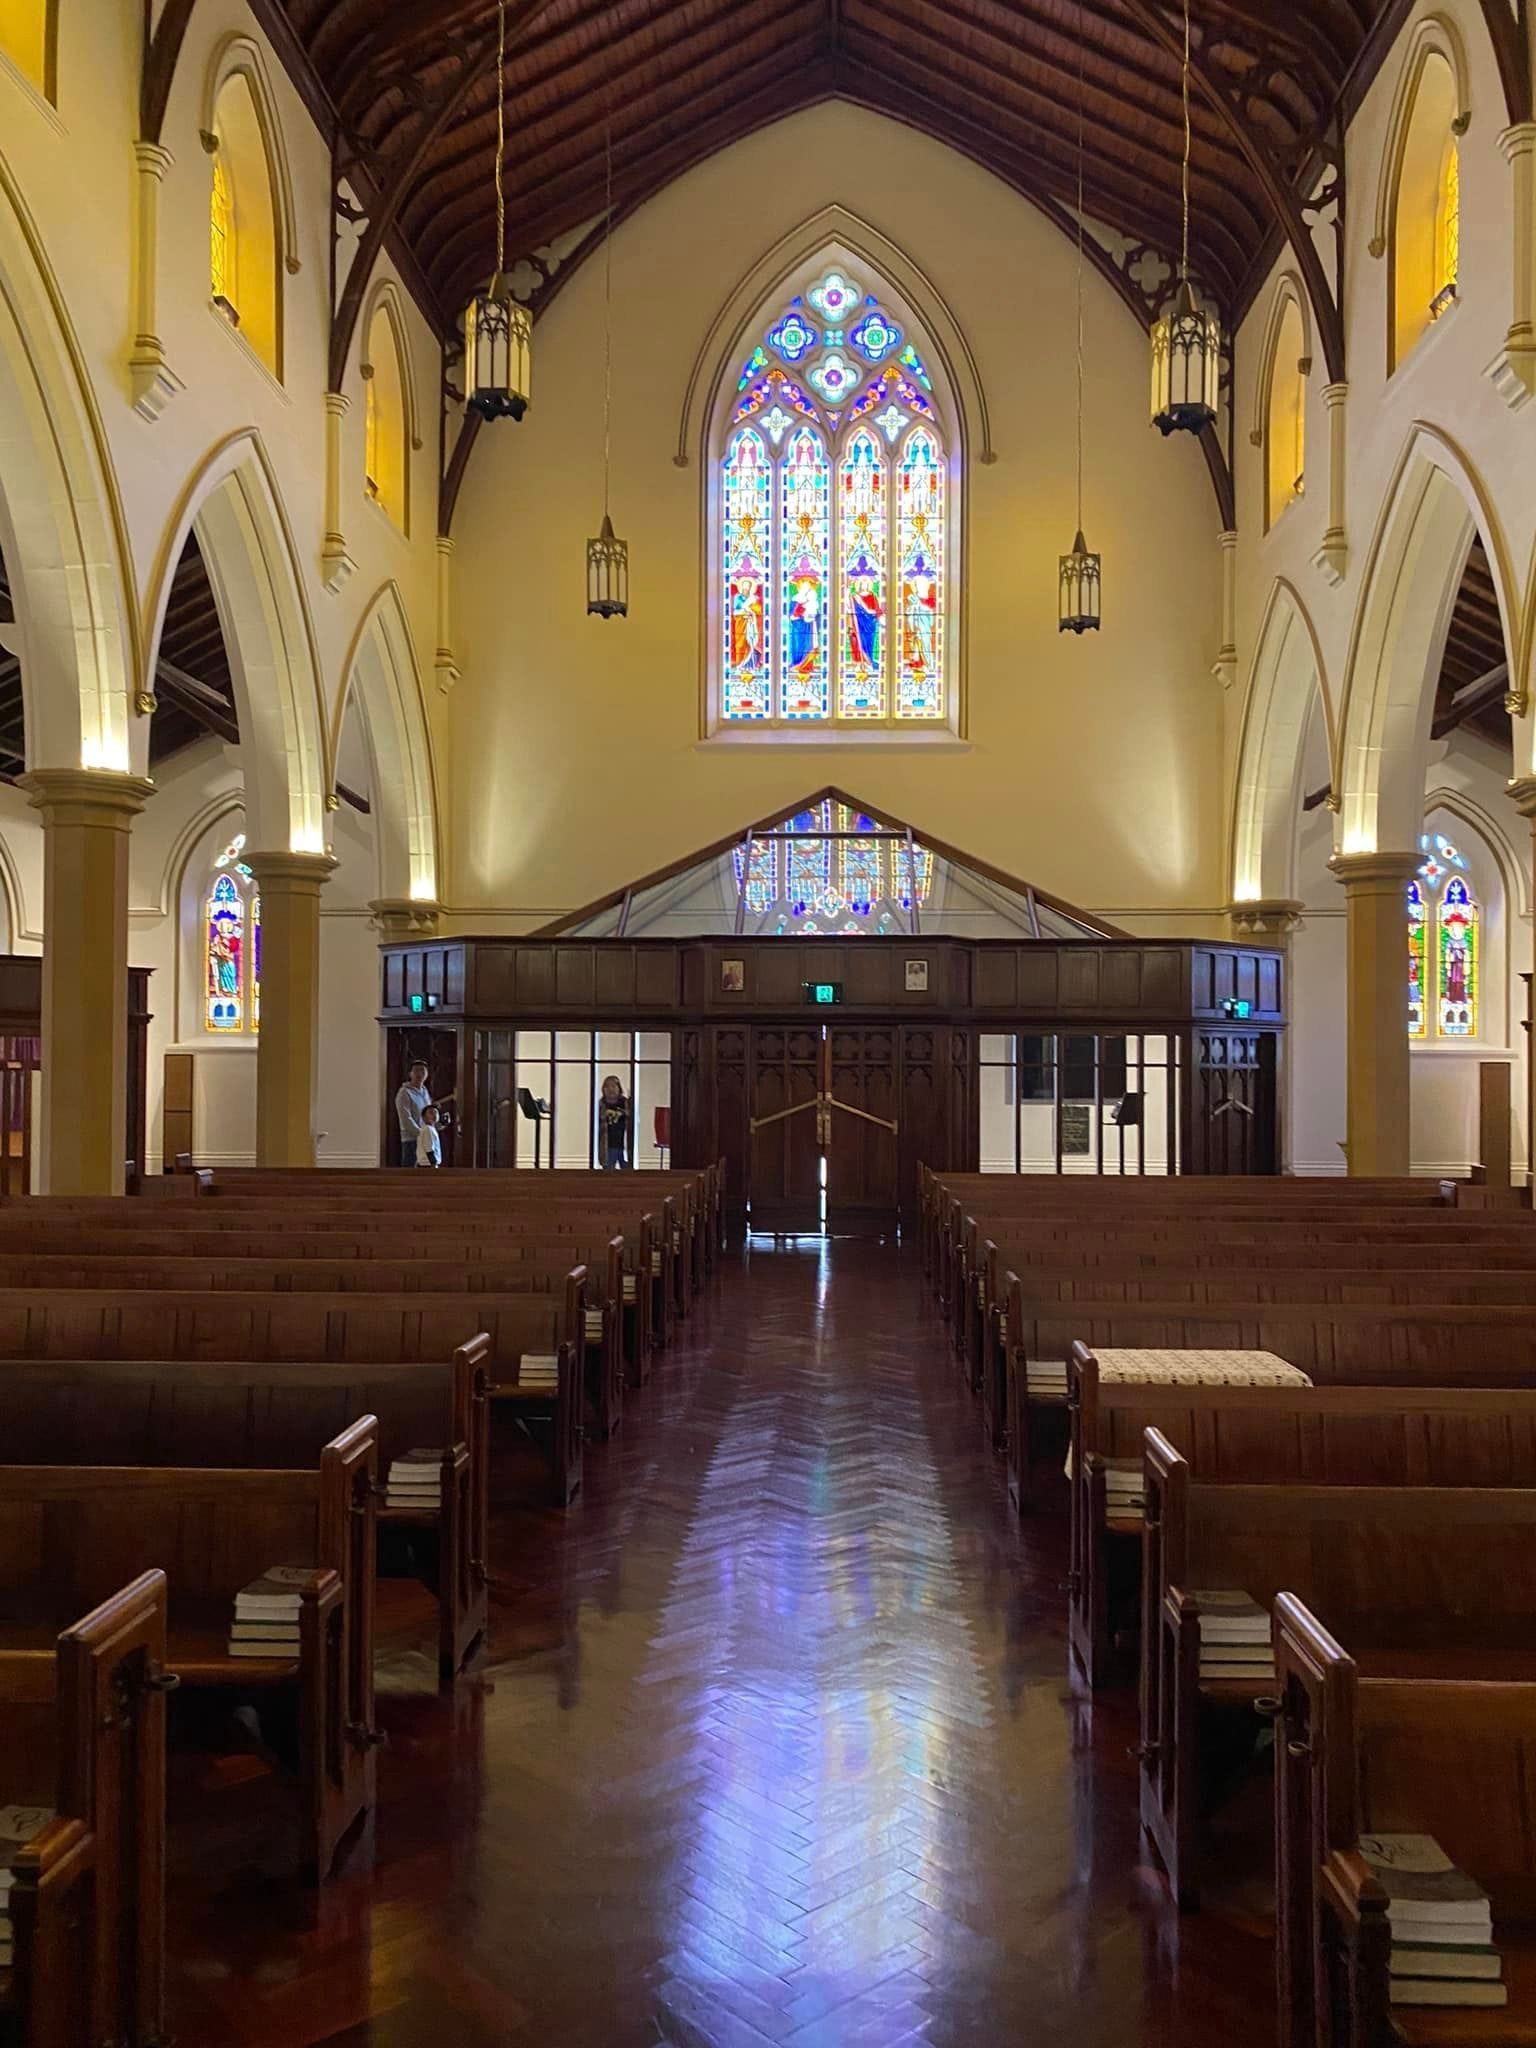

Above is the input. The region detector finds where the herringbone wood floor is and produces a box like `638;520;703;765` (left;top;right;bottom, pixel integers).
160;1235;1273;2046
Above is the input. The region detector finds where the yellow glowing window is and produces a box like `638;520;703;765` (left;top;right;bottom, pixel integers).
1432;140;1459;318
364;375;380;501
210;149;235;314
0;0;52;96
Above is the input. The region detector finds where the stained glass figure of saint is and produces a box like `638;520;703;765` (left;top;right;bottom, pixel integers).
206;872;245;1032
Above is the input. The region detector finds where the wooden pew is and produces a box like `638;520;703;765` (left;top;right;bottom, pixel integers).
1062;1347;1536;1686
0;1282;583;1506
1138;1431;1536;1909
0;1346;490;1682
2;1571;168;2048
0;1421;378;1880
1273;1592;1536;2048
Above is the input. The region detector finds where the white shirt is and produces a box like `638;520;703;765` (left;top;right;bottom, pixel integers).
416;1123;441;1168
395;1081;430;1138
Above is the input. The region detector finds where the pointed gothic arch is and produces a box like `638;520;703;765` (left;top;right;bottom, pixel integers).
1230;579;1333;907
0;153;138;772
201;35;300;381
1336;426;1519;857
334;583;439;905
144;432;329;855
1252;276;1311;533
359;280;420;536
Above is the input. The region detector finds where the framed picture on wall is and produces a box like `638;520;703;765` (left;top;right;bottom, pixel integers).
904;959;929;992
721;959;745;993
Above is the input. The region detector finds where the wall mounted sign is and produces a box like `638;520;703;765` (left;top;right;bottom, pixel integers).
720;959;745;993
904;959;929;992
803;981;844;1005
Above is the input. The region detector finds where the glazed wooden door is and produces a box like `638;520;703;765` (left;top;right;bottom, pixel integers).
747;1026;823;1228
824;1026;900;1226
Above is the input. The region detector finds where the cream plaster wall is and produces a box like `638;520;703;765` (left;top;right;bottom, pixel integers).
450;104;1225;936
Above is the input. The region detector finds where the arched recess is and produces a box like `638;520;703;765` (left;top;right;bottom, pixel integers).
1373;19;1469;374
0;154;138;771
334;583;439;904
1231;578;1333;904
1251;276;1310;533
202;36;299;380
144;433;329;855
1336;426;1519;857
360;281;419;536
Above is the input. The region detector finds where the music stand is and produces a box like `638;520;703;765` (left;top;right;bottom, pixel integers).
516;1087;551;1169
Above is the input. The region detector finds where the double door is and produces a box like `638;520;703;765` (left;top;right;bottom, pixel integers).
747;1024;900;1230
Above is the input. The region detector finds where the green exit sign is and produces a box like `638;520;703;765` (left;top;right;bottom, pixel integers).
803;981;844;1006
409;993;425;1013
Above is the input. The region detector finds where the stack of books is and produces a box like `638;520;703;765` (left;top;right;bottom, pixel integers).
1029;1360;1070;1401
1102;1461;1145;1520
386;1448;443;1511
1361;1834;1506;2008
1193;1591;1274;1682
227;1565;313;1659
0;1807;53;1967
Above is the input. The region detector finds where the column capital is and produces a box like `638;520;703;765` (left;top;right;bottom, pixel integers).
369;897;441;936
1508;775;1536;818
1498;121;1536;164
1328;849;1418;889
1228;898;1305;938
21;768;155;825
241;849;338;891
1320;379;1349;408
133;140;174;180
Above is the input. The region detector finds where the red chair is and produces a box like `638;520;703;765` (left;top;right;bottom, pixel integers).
653;1107;671;1160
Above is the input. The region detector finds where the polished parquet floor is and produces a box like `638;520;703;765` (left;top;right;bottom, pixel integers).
161;1234;1273;2046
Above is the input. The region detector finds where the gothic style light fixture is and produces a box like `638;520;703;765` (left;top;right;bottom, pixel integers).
1150;0;1221;436
586;107;629;618
465;1;532;422
1060;0;1101;633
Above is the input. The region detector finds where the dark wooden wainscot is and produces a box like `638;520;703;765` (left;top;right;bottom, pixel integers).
379;939;1284;1212
0;958;152;1192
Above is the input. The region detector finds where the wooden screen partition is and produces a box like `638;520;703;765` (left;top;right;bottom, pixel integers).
0;958;151;1191
378;937;1287;1212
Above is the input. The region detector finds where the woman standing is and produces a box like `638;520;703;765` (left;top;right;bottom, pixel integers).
597;1075;630;1171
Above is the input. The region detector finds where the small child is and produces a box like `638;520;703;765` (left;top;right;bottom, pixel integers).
415;1102;442;1169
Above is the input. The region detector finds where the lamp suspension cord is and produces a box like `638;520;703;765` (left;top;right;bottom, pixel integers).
1179;0;1191;283
602;103;614;520
1075;0;1085;536
494;0;506;281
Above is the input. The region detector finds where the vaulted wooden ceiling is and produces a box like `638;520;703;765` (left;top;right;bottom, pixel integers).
271;0;1406;337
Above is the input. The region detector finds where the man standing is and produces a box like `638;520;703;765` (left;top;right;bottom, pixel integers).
394;1060;431;1168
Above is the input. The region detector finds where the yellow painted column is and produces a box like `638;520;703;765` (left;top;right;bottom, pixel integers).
23;769;155;1194
1329;850;1417;1177
245;850;337;1167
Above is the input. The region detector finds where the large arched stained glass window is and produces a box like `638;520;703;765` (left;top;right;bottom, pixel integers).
733;800;934;934
205;834;261;1034
718;269;951;728
1406;834;1478;1041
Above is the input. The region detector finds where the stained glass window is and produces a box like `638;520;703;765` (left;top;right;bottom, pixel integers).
1437;876;1476;1036
1432;140;1460;318
1407;881;1427;1039
204;833;261;1034
720;275;950;726
1407;834;1477;1041
732;800;935;931
210;147;234;310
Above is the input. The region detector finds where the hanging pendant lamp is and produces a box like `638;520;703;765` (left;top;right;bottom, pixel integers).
1150;0;1221;436
465;0;532;422
1060;0;1101;633
586;106;629;618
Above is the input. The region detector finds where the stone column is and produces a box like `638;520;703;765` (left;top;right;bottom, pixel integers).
320;392;356;593
1329;850;1418;1176
22;769;155;1194
1312;382;1348;585
1212;529;1238;691
245;850;337;1167
1486;124;1536;411
129;142;183;421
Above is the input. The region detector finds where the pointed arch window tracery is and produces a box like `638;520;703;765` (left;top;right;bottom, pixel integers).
717;269;953;729
1406;834;1477;1041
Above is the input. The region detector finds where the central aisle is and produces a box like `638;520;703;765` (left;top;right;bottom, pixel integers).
167;1234;1268;2047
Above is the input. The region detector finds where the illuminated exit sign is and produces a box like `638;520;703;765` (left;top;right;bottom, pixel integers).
803;981;844;1005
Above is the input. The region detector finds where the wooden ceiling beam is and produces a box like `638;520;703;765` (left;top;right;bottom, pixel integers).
849;0;1264;248
1477;0;1532;123
153;663;241;747
140;0;200;144
326;0;565;392
404;0;810;282
1431;664;1511;741
1115;0;1348;382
